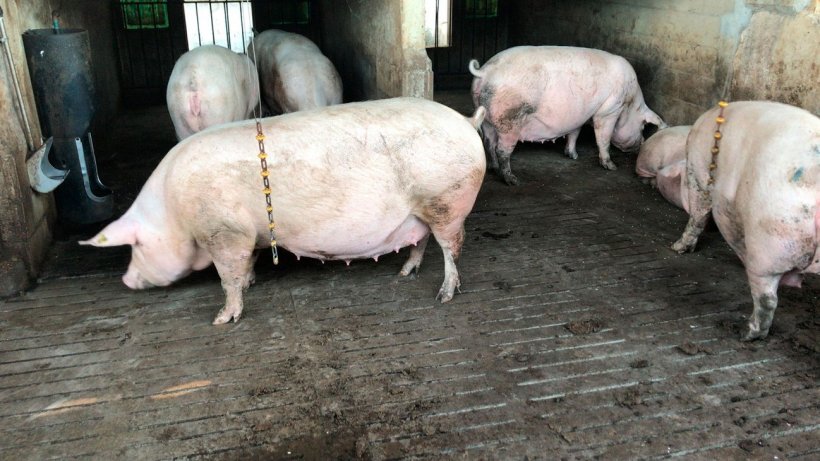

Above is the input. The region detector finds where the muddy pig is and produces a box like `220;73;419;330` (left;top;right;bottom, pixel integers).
635;126;691;211
80;98;486;325
470;46;666;185
166;45;260;141
672;101;819;341
247;29;342;114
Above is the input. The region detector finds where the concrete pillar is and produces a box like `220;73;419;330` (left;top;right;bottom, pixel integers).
320;0;432;101
0;0;54;295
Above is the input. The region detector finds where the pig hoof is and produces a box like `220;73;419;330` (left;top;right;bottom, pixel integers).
436;289;454;303
671;239;694;254
600;159;618;170
741;326;768;342
213;308;241;325
399;267;418;278
502;174;520;186
564;150;578;160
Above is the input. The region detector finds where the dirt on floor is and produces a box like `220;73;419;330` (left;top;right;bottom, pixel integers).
0;91;817;460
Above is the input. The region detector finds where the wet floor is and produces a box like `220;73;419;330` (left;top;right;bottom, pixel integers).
1;92;817;460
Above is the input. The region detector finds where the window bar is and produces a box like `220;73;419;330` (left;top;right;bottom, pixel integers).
239;0;246;52
224;1;231;50
482;0;488;62
136;1;149;87
152;2;163;84
195;1;203;48
208;1;217;46
119;3;135;88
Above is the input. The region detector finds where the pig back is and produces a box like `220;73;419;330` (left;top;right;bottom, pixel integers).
477;46;643;129
158;98;486;250
688;101;819;201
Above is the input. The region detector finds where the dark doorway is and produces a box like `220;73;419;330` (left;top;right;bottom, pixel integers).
112;0;321;107
427;0;509;90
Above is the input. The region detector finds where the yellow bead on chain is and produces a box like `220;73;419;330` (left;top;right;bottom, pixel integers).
256;120;279;265
708;101;729;186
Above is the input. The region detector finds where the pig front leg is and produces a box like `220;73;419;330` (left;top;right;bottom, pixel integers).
200;230;258;325
742;272;781;341
671;207;711;253
672;167;712;253
564;128;581;160
592;115;618;170
400;234;430;276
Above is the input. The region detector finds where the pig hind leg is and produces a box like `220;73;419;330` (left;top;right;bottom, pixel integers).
421;187;479;302
495;134;520;186
481;122;500;171
592;114;618;170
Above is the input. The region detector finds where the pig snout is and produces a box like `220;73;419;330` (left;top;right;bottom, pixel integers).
123;269;151;290
613;134;643;153
122;264;164;290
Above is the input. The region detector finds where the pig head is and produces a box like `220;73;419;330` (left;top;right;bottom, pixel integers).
470;46;666;185
636;125;692;212
81;98;486;325
247;29;342;114
166;45;260;141
671;101;819;341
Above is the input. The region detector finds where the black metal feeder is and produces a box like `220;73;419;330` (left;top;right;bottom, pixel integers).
22;28;113;225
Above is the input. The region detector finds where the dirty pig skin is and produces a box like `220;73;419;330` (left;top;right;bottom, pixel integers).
635;125;692;211
81;98;487;325
248;29;342;115
672;101;819;341
470;45;667;185
166;45;260;141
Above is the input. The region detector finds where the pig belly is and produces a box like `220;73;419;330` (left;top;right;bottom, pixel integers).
280;215;430;261
518;118;569;143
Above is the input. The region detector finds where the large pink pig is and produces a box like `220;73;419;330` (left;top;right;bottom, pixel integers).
671;101;819;341
166;45;260;141
247;29;342;114
470;46;667;185
80;98;486;325
635;126;691;211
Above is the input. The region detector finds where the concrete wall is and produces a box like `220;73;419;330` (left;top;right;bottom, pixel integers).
0;0;119;295
508;0;819;125
319;0;432;101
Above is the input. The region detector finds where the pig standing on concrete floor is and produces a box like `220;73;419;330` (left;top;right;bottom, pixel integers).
672;101;819;341
247;29;342;114
470;46;666;185
80;98;486;325
166;45;260;141
635;126;692;211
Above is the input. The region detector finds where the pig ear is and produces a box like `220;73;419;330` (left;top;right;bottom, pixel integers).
78;217;138;247
644;108;668;129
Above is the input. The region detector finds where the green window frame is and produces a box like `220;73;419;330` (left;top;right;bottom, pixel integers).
120;0;169;30
465;0;499;19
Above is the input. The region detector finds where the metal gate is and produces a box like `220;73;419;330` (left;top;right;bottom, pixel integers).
112;0;319;107
426;0;509;89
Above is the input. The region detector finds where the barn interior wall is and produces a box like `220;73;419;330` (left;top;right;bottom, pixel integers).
0;0;120;295
508;0;819;125
318;0;432;101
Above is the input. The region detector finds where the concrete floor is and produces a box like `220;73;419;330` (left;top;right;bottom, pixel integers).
1;92;818;460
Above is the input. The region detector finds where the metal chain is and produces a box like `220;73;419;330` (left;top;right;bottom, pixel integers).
708;100;729;188
256;120;279;265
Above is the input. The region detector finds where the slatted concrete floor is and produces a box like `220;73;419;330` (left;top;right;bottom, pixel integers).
1;93;818;460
